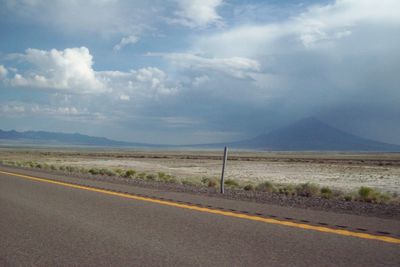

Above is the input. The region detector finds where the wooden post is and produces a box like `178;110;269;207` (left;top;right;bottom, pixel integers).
220;146;228;194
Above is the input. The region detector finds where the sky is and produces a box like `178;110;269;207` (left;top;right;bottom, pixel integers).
0;0;399;145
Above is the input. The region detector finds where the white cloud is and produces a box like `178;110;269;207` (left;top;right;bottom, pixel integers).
100;67;178;98
1;0;156;36
0;102;83;117
0;65;8;79
192;75;210;87
294;0;400;47
0;103;25;114
172;0;224;28
9;47;106;93
154;53;260;79
194;0;400;56
113;34;140;51
3;47;179;101
119;94;130;101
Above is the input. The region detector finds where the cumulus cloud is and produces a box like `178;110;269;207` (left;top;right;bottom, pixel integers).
113;34;140;51
2;47;179;99
0;65;8;79
99;67;178;99
153;53;260;79
9;47;106;93
171;0;224;28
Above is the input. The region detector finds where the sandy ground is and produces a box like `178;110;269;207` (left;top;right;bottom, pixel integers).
1;148;400;194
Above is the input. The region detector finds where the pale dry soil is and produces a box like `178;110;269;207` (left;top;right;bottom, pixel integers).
1;148;400;194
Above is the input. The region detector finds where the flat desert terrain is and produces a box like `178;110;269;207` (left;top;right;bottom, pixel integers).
1;148;399;194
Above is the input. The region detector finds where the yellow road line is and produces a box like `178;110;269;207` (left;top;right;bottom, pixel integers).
1;169;399;244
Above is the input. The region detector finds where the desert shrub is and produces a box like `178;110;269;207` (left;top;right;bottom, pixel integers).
207;179;217;187
78;167;87;173
358;187;375;202
278;184;296;196
146;173;156;181
256;181;276;193
201;177;218;187
88;168;100;175
65;166;80;173
157;174;177;183
41;163;50;170
26;161;35;168
243;184;255;191
166;176;178;183
35;163;43;169
157;172;167;179
343;194;353;201
59;165;67;171
224;179;239;188
124;169;136;178
26;161;41;168
181;179;197;186
114;168;125;176
101;168;116;176
320;187;333;199
295;183;320;197
50;164;58;171
375;192;392;204
201;177;210;184
64;165;72;172
88;168;115;176
358;187;392;203
137;172;146;179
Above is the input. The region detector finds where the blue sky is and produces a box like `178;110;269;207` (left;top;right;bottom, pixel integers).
1;0;399;145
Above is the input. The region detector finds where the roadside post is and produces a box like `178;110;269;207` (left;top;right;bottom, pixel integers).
220;146;228;194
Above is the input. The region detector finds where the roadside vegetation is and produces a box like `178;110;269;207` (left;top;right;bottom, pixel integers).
1;159;398;205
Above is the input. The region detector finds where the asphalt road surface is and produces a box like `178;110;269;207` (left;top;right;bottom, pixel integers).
1;167;399;266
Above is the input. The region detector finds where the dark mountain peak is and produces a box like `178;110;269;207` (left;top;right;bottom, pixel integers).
273;117;333;133
290;116;324;125
236;117;400;151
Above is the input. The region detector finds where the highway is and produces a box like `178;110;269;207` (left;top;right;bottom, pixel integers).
1;167;399;266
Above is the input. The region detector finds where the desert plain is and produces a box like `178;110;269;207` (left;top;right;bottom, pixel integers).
1;147;399;194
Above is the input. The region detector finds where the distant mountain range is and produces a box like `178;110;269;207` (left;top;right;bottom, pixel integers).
0;129;154;147
1;117;400;151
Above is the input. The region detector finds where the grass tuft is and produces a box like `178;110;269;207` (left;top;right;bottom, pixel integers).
295;183;320;197
224;179;239;188
201;177;218;187
256;181;276;193
146;173;156;181
137;172;147;179
243;184;255;191
123;169;136;178
320;187;333;199
278;184;296;196
357;187;393;203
